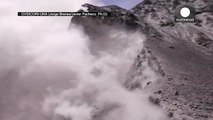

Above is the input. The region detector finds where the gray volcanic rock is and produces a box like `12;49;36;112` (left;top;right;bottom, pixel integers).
132;0;213;52
71;0;213;119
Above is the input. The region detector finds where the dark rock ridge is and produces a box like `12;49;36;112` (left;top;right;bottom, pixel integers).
71;0;213;119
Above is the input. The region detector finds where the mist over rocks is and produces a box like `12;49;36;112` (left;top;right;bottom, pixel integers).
0;0;169;120
71;0;213;119
0;0;212;119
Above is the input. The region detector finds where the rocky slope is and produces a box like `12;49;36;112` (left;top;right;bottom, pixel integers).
71;0;213;119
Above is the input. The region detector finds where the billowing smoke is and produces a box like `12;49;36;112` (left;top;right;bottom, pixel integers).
0;0;167;120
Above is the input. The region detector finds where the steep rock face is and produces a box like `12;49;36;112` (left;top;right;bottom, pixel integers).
131;1;213;119
132;0;213;52
71;0;213;119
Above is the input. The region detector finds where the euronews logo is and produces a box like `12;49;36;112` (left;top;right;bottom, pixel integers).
175;5;195;23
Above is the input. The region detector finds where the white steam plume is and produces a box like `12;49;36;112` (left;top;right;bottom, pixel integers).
0;0;167;120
